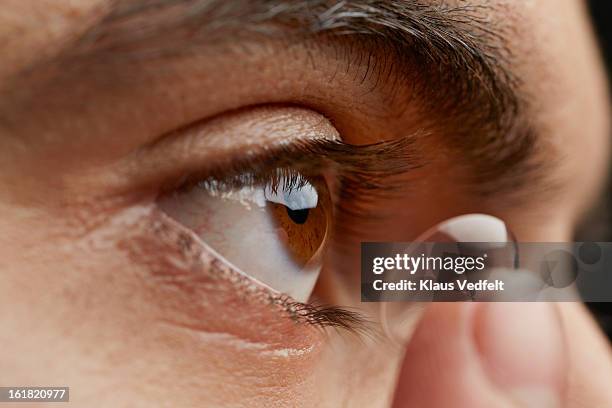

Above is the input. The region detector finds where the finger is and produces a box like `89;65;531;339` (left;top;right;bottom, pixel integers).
392;302;566;408
557;302;612;408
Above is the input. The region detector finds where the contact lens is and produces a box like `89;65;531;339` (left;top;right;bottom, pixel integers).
379;214;518;345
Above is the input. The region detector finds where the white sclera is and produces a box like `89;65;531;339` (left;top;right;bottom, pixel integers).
380;214;518;345
264;183;318;210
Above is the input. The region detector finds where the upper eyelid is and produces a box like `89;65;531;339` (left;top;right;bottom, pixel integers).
115;105;424;199
102;106;339;195
162;135;424;203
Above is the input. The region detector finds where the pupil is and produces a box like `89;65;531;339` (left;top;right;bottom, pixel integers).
286;207;309;224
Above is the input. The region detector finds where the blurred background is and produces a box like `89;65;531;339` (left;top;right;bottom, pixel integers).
584;1;611;341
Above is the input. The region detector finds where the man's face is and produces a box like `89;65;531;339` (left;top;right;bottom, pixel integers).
0;0;609;406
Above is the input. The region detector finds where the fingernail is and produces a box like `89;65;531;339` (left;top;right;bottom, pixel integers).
473;303;565;408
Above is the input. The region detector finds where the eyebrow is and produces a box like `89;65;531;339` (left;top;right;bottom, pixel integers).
45;0;544;197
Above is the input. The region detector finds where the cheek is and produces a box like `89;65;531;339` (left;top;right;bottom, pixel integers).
1;202;324;403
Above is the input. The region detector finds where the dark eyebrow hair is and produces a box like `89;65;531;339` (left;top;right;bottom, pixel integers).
33;0;545;199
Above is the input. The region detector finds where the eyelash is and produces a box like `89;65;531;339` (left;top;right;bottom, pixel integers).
271;295;372;336
162;137;420;334
168;136;422;218
195;167;316;196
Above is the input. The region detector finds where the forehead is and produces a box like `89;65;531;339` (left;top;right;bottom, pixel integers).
0;0;609;218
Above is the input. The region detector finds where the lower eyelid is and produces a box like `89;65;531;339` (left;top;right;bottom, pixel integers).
117;204;325;351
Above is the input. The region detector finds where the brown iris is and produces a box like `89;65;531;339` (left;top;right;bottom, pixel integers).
267;180;331;267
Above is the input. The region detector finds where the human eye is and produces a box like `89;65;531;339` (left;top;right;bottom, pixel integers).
115;106;394;337
158;166;333;302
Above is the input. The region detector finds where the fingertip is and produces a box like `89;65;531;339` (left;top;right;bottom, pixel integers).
473;302;565;408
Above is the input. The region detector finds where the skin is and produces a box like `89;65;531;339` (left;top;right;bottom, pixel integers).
0;0;611;407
